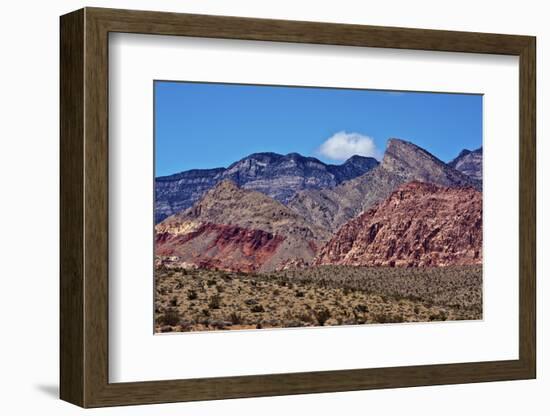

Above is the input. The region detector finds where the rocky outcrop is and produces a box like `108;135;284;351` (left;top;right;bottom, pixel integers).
315;181;482;267
156;223;285;273
155;180;331;272
155;152;378;223
449;147;482;181
288;138;481;231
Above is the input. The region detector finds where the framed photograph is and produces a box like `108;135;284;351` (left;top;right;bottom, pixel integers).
60;7;536;408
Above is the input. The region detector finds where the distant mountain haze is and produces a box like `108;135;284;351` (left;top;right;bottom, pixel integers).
155;152;378;223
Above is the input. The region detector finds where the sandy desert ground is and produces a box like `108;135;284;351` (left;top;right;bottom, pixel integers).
154;264;482;333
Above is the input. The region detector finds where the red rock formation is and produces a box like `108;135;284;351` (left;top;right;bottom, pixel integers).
315;181;482;267
155;180;330;272
156;222;285;273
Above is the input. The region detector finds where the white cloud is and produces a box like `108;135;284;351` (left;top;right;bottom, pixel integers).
318;131;381;161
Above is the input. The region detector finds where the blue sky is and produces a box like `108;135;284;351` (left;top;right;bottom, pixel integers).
155;81;482;177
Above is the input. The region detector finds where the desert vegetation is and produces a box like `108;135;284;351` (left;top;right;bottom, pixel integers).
154;264;481;333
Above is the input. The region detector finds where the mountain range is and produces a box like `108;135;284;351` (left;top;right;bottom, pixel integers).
288;139;480;231
155;152;378;223
155;139;483;272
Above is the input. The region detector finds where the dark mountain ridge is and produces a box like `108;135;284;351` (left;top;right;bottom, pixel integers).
155;152;378;223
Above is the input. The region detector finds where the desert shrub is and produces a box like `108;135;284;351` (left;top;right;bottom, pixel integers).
208;294;221;309
250;304;265;313
429;311;448;321
295;290;305;298
169;296;178;307
413;305;421;315
211;320;228;330
374;313;405;324
373;313;389;324
229;312;244;325
313;308;331;326
179;320;193;332
157;309;180;326
390;314;404;323
355;304;369;313
206;278;217;287
187;289;198;300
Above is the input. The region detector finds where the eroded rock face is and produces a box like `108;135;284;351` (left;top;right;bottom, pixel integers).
155;152;378;223
449;147;483;181
315;181;482;267
155;168;225;224
156;223;285;273
288;138;481;231
155;180;331;272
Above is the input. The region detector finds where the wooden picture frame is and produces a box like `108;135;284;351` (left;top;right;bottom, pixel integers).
60;7;536;408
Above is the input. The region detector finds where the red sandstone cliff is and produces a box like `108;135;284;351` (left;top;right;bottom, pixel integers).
315;181;482;267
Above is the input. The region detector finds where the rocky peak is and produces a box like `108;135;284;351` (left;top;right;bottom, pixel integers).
381;138;480;190
327;155;379;183
206;178;240;195
449;147;483;181
341;155;379;170
345;154;378;164
381;138;442;171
